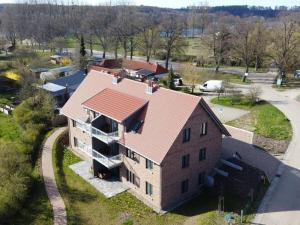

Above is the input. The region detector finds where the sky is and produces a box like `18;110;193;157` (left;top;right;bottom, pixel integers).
0;0;299;8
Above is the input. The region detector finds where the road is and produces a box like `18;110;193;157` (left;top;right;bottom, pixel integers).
253;85;300;225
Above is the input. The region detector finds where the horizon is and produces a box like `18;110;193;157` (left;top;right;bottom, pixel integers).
0;0;299;9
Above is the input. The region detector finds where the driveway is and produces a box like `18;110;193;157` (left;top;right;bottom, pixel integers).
253;85;300;225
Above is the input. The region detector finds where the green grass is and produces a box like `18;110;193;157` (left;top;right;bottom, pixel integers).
0;92;21;141
184;37;209;57
211;96;292;140
0;113;21;141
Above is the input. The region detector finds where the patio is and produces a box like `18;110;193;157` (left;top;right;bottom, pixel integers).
69;161;128;198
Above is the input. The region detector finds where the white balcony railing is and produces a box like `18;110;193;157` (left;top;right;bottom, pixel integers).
91;127;119;144
76;140;92;157
92;149;123;169
76;121;91;133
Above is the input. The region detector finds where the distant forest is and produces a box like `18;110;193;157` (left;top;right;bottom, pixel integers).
0;4;299;18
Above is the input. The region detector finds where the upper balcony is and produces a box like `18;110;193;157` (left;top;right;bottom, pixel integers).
91;115;119;144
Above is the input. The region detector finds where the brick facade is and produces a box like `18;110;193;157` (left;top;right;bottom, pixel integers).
67;102;222;212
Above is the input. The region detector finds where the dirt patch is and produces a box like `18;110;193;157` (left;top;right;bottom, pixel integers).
253;134;290;155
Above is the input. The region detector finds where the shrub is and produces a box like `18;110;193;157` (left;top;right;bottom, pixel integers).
60;57;71;65
0;141;31;222
246;86;262;105
14;90;54;129
172;54;196;62
4;71;21;81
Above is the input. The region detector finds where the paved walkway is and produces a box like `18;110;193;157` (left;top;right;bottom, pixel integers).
253;85;300;225
42;127;67;225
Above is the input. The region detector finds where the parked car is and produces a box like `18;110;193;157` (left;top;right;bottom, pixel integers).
173;75;183;86
199;80;224;92
294;70;300;78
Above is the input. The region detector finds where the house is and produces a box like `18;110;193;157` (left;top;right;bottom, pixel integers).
93;58;168;80
40;65;76;81
30;67;49;79
42;71;86;107
0;76;18;92
50;55;63;64
61;69;230;212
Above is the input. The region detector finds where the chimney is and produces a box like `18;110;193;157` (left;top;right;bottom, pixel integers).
112;74;120;84
146;80;154;94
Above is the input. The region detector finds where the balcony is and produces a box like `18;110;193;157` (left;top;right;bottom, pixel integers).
92;149;123;169
76;121;91;133
91;127;119;144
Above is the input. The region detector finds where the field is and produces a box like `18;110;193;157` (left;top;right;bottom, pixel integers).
211;96;292;141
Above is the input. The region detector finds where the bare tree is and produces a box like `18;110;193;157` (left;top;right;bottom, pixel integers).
252;20;269;71
139;15;161;62
160;15;186;69
232;20;255;73
205;21;231;72
269;15;300;79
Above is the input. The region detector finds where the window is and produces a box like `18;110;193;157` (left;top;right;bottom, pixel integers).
198;172;205;185
199;148;206;161
183;128;191;143
146;159;154;170
72;120;77;127
126;169;140;187
181;179;189;193
181;154;190;169
126;148;140;163
201;122;208;136
146;181;153;196
74;137;78;147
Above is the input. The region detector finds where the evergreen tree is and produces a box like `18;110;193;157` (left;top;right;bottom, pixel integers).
167;67;176;90
80;35;86;57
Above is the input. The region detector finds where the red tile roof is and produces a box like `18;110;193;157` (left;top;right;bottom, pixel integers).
122;59;168;74
97;59;168;75
82;88;148;122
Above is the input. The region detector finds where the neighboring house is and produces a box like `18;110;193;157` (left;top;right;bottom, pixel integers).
61;70;230;212
0;76;18;92
50;55;63;64
40;65;76;81
42;71;86;107
95;58;168;80
30;67;49;79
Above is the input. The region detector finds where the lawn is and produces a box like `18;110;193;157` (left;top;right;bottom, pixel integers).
211;96;292;141
52;132;266;225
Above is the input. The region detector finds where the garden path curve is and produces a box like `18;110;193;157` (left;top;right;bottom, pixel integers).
42;127;67;225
